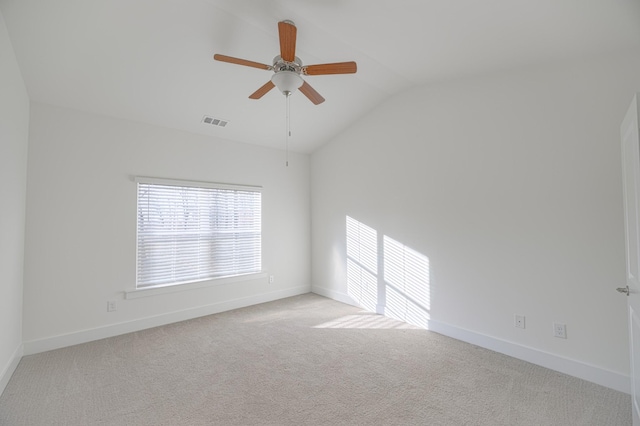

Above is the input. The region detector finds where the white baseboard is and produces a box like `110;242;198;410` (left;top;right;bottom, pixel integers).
426;319;630;394
0;344;23;397
20;283;631;394
24;286;310;356
311;285;630;394
312;285;358;307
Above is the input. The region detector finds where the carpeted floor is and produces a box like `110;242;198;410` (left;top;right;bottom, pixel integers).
0;293;632;425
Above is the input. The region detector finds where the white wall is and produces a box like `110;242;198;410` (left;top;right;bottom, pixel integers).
0;9;29;393
22;103;310;351
311;50;640;391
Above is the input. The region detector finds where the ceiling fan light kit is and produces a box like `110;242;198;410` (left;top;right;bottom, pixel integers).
271;70;303;96
213;20;357;105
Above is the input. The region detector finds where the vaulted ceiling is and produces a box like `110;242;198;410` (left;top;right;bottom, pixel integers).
2;0;639;153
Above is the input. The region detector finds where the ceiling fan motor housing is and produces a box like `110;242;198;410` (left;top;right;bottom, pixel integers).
273;55;302;72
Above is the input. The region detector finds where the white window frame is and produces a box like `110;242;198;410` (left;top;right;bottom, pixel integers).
130;176;263;297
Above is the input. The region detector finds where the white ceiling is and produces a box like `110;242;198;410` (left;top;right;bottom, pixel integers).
1;0;639;153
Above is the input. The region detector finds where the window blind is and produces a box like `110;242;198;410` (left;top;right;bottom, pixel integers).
136;180;261;288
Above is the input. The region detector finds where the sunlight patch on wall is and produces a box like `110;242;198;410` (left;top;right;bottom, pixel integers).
346;216;378;312
383;236;430;328
345;216;431;329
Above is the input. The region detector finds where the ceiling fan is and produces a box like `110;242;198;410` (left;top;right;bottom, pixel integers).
214;20;357;105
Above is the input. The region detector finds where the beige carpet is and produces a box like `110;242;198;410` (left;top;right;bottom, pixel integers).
0;293;631;425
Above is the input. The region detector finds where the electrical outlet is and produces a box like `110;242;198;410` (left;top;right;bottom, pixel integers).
107;301;117;312
269;275;274;284
554;323;567;339
514;315;525;329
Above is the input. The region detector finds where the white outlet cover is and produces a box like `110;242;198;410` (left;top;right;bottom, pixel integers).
553;323;567;339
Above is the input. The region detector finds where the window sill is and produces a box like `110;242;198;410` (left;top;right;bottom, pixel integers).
125;272;268;299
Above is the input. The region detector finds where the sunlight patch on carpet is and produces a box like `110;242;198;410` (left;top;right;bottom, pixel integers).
313;312;420;329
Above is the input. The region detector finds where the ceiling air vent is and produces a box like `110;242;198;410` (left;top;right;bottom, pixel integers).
202;115;229;127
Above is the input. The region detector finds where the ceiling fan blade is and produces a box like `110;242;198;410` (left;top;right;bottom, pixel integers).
249;80;275;99
214;54;271;71
278;21;297;62
299;81;325;105
303;61;357;76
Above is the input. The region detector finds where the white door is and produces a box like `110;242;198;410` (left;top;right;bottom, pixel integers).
621;94;640;425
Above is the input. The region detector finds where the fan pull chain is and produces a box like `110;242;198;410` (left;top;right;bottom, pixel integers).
286;92;291;167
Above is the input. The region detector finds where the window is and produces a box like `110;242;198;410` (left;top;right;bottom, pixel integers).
136;177;262;289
